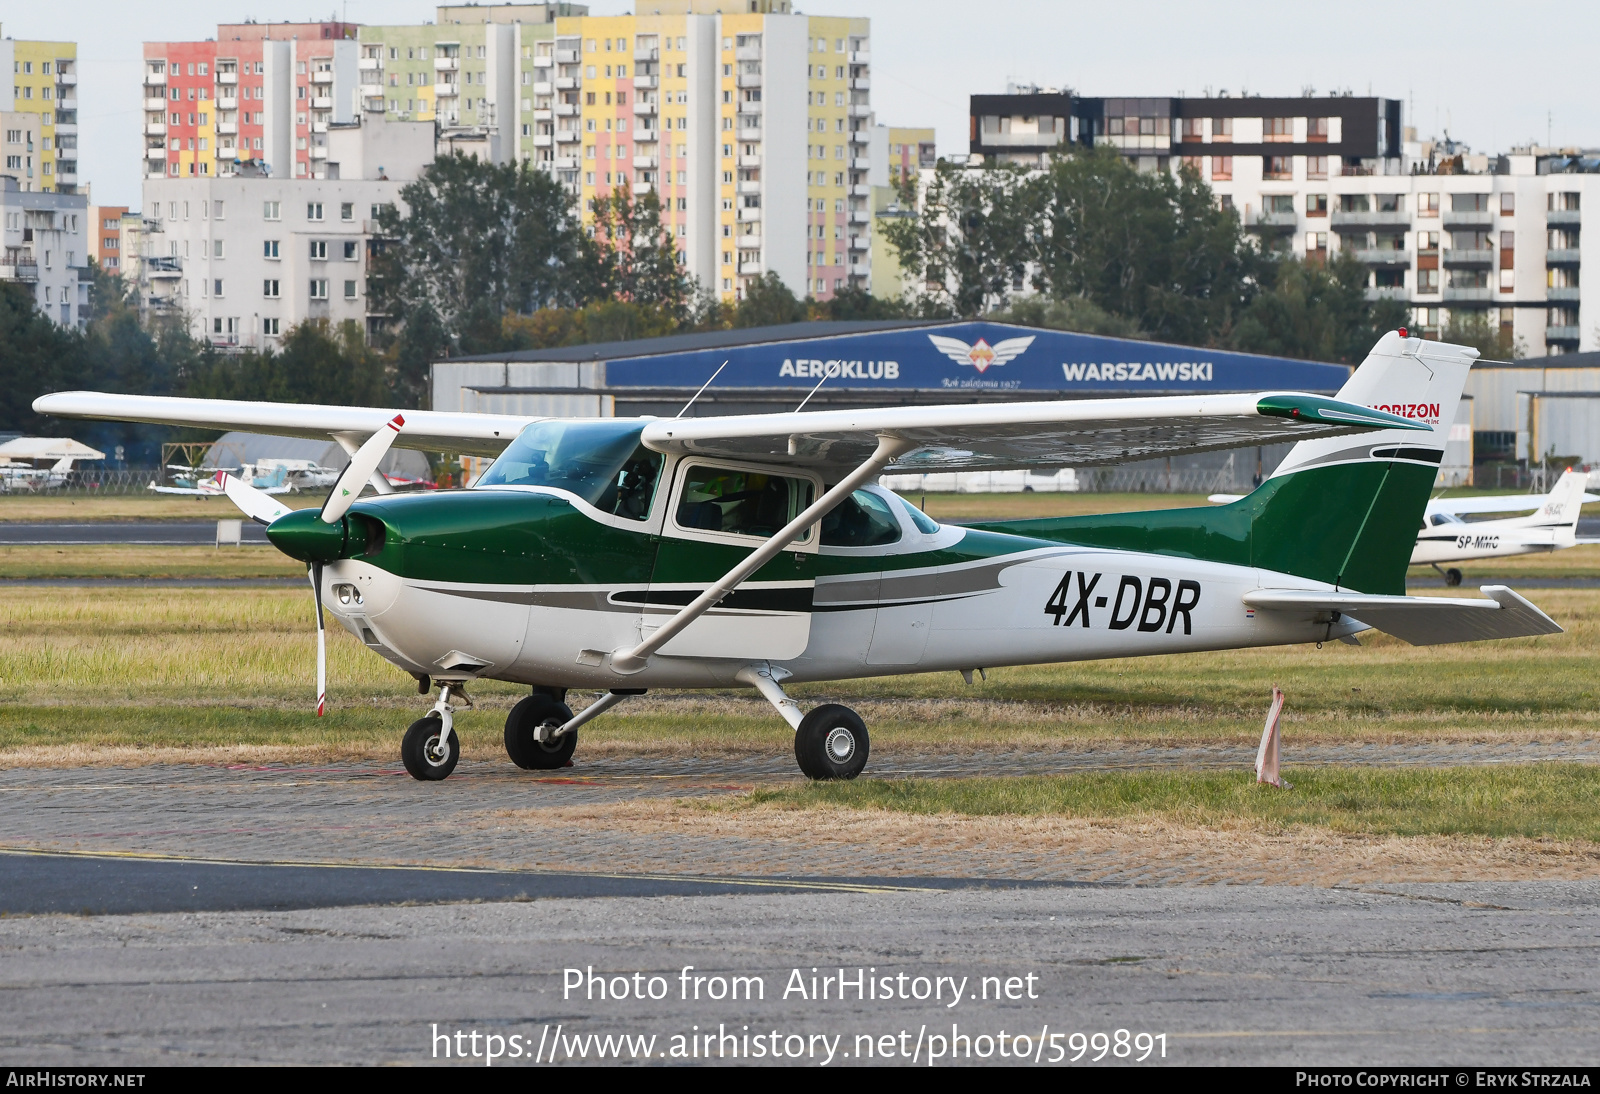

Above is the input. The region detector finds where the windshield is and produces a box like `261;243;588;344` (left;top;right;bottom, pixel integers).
477;420;662;520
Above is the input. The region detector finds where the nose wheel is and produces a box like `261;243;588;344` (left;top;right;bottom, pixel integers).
401;714;459;781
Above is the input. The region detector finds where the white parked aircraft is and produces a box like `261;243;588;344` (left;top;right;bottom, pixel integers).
1411;468;1592;585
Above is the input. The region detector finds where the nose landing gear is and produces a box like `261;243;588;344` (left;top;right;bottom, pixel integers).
401;682;469;781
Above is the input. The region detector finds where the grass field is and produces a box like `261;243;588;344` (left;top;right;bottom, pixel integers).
0;493;322;522
0;545;305;579
1;583;1594;763
746;766;1600;842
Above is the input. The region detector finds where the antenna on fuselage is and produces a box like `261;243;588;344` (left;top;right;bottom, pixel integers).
675;361;728;419
794;361;838;413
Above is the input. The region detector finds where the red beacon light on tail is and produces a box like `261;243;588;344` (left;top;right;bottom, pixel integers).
1398;327;1409;338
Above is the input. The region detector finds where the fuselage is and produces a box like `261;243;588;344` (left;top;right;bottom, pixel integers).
318;474;1363;692
1410;510;1576;565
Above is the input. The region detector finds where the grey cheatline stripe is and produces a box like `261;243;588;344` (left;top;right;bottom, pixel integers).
1277;445;1444;474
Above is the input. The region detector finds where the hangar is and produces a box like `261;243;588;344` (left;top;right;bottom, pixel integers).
430;320;1445;490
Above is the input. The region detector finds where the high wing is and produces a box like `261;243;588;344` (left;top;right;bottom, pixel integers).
1428;493;1599;517
31;392;534;458
1242;585;1562;646
640;392;1426;475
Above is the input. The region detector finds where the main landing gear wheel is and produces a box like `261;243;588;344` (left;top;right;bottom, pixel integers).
1445;568;1464;587
401;714;459;781
504;693;579;769
794;703;870;781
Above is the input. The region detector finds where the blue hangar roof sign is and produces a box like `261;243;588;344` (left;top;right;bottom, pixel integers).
602;322;1351;395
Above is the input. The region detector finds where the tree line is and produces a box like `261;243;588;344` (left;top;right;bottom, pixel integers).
6;148;1518;454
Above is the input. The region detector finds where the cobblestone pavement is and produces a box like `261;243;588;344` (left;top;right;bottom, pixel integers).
1;740;1595;885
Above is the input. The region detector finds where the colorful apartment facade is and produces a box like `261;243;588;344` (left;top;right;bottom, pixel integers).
88;204;129;272
142;22;358;184
1;26;78;193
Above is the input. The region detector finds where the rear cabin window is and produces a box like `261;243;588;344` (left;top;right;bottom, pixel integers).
675;466;814;540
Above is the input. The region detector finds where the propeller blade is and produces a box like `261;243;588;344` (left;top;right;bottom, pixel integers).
215;470;293;525
321;414;404;525
310;561;327;717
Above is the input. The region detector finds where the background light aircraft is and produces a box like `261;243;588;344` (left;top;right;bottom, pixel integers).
34;332;1561;782
1412;468;1592;585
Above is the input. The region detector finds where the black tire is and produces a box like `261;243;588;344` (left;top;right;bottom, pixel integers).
504;693;578;770
1446;568;1464;587
794;703;870;781
401;715;459;782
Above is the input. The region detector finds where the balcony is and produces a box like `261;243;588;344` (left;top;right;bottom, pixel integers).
849;184;871;197
552;156;578;170
735;46;762;62
1364;287;1409;302
633;154;656;169
1348;248;1411;267
1442;286;1492;302
1547;286;1581;302
218;95;239;109
848;262;869;277
634;47;659;63
850;209;870;224
1440;248;1493;267
849;104;871;118
737;179;760;194
145;257;182;278
56;97;77;111
216;71;238;85
434;57;459;72
850;50;870;64
56;171;77;185
850;157;871;171
555;49;580;64
1249;211;1297;232
310;145;328;160
737;73;762;88
533;56;553;69
848;129;868;145
737;205;762;222
144;97;167;111
145;146;166;161
217;121;238;136
556;76;581;91
1329;210;1409;229
633;74;658;89
1441;209;1493;228
534;81;553;95
554;102;578;116
531;133;553;147
144;122;167;137
0;261;40;283
555;130;580;143
1547;248;1582;266
433;84;458;98
312;96;333;109
311;70;334;86
849;77;870;91
737;97;763;114
738;260;764;276
634;99;658;116
1548;209;1581;227
144;72;167;86
56;72;77;86
311;121;329;134
53;123;77;136
360;83;384;98
739;153;761;168
848;235;869;251
1547;325;1581;344
530;107;551;122
359;57;383;71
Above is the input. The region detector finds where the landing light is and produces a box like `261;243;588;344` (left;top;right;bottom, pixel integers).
334;584;363;606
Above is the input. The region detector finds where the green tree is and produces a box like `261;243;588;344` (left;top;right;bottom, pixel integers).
589;183;692;321
1029;148;1257;345
732;272;808;327
992;295;1143;338
810;285;912;321
1441;310;1524;361
184;321;387;406
1231;254;1409;364
880;163;1038;317
370;153;594;402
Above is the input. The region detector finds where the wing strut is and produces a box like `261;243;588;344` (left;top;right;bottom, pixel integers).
609;433;916;675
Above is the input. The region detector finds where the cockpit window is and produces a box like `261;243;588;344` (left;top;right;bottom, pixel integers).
1428;512;1464;526
477;420;662;521
821;490;902;548
899;496;940;534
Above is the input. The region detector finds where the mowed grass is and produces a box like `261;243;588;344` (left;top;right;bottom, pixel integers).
1;584;1596;757
748;765;1600;842
0;493;322;522
0;545;305;579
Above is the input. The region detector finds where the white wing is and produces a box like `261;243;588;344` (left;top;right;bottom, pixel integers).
988;336;1037;366
32;392;534;457
926;334;976;365
641;392;1427;475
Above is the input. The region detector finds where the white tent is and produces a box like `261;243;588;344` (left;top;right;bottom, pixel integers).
0;437;105;466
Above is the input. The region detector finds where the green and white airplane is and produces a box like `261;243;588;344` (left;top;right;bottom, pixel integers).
35;331;1560;782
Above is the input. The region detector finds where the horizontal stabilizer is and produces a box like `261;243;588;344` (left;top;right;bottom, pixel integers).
1241;585;1563;646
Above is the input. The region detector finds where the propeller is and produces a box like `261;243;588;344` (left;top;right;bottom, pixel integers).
213;414;406;716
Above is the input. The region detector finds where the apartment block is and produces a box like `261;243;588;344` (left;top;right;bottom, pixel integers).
1;26;78;193
142;21;358;184
1;174;89;325
885;126;936;180
89;204;129;273
137;120;431;349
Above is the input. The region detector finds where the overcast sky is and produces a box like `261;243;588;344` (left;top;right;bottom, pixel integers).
10;0;1597;209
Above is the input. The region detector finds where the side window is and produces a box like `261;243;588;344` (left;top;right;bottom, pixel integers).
593;445;662;521
821;490;902;547
675;466;813;540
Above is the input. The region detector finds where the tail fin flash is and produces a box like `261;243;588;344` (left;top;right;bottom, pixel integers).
1532;468;1589;530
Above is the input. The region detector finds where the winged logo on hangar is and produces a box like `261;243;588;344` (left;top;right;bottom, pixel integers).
928;334;1037;373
